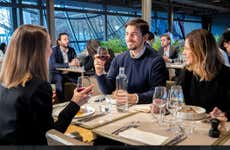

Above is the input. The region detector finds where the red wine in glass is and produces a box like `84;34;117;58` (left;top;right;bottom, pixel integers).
97;47;110;61
98;55;110;61
77;87;85;92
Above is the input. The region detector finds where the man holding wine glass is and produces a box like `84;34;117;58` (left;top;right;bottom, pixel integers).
94;18;168;105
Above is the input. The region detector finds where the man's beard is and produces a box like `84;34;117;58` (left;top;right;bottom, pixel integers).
60;44;68;48
128;46;138;51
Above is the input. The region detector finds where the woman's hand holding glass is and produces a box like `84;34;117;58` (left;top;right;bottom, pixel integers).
71;84;94;106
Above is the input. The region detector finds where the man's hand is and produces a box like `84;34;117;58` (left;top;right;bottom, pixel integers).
69;58;80;67
113;90;138;105
163;56;169;62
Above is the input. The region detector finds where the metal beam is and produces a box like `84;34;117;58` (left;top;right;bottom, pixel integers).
168;0;174;33
11;0;18;30
46;0;56;46
103;0;108;41
142;0;152;28
65;12;81;53
172;0;229;12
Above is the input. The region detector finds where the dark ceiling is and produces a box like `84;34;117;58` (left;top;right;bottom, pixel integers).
58;0;230;16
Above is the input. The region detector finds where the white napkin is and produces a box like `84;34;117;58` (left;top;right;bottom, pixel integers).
119;128;168;145
131;104;151;113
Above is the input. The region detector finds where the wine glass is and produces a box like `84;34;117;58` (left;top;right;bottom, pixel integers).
152;86;168;125
167;85;185;133
97;47;110;73
170;85;184;112
77;76;91;93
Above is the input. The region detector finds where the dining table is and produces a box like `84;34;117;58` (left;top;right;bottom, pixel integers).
166;62;185;69
52;95;230;145
56;66;85;74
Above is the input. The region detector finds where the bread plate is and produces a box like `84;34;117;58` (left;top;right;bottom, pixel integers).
177;105;206;120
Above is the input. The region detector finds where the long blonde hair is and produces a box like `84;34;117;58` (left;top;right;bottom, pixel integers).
186;29;223;81
0;24;49;88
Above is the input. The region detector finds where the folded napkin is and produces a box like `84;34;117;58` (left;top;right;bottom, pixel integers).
119;128;168;145
132;104;151;113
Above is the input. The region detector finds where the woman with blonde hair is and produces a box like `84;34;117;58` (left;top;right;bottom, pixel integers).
178;29;230;120
0;24;93;144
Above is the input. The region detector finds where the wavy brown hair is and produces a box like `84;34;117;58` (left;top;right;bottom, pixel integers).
0;24;49;88
125;18;149;36
186;29;223;81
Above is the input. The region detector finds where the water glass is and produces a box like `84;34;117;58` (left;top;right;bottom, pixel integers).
152;86;167;124
99;96;112;113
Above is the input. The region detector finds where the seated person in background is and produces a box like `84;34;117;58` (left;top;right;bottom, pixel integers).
219;30;230;66
105;47;115;72
0;42;6;55
177;29;230;121
49;32;80;101
82;39;99;76
82;39;114;75
146;31;155;47
94;18;168;104
158;34;179;63
0;24;94;145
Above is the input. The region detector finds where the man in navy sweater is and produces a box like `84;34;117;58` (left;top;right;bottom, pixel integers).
94;18;168;104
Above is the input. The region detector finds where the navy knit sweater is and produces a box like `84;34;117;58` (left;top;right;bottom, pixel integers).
95;45;168;104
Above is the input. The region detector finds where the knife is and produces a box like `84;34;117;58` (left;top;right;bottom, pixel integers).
76;113;106;123
165;134;187;145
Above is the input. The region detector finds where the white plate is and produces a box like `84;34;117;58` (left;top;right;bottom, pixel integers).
53;105;95;119
74;105;95;119
177;105;206;120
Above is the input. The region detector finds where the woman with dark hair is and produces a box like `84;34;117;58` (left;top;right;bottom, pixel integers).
0;24;93;145
219;30;230;62
0;43;6;54
177;29;230;120
83;39;114;75
82;39;99;76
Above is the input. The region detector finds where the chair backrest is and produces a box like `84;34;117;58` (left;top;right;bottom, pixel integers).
88;76;102;96
46;129;91;145
166;80;176;90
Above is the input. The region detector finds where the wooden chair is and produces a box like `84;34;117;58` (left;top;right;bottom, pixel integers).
166;80;176;90
46;129;91;145
88;76;102;96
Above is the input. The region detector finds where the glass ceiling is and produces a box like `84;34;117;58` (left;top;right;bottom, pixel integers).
0;0;202;53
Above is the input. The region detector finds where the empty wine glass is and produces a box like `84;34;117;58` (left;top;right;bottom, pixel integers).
152;86;168;125
167;85;185;133
170;85;184;112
